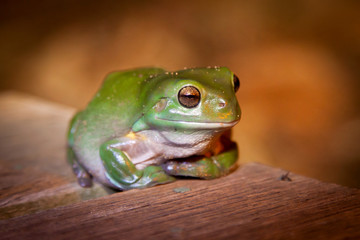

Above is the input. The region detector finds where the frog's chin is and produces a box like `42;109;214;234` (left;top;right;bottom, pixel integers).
154;117;239;130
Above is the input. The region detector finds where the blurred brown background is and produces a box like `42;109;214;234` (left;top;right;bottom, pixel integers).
1;0;359;187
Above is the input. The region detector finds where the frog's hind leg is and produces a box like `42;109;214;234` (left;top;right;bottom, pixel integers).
67;112;93;187
67;147;93;187
162;141;238;179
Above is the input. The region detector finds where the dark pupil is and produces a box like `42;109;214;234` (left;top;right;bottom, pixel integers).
178;86;201;108
233;74;240;92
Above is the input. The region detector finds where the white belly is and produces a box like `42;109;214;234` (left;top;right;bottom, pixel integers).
131;129;223;169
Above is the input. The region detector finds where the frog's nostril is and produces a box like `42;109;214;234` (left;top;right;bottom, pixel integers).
154;98;167;112
218;99;226;108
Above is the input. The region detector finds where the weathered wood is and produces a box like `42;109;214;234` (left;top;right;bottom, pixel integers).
0;92;112;219
0;91;360;239
1;163;360;240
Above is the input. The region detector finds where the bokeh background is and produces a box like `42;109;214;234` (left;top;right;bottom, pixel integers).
1;0;359;187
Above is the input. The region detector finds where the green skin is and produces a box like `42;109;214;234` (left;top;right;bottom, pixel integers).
68;67;241;190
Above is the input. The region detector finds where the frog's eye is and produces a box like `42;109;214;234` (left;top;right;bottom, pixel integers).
178;86;201;108
233;74;240;92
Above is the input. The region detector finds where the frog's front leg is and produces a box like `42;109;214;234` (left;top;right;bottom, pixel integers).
162;141;238;179
100;139;175;190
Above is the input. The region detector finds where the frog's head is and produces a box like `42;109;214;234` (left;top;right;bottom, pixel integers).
132;67;241;132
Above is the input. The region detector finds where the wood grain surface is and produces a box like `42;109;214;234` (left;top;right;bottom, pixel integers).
0;92;112;219
0;92;360;240
1;162;360;240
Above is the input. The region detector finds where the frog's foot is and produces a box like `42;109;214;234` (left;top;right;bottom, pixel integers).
67;147;93;188
131;166;176;189
104;162;175;190
101;140;175;190
162;144;238;179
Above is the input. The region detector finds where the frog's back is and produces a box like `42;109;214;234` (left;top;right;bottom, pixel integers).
76;67;165;139
69;68;166;181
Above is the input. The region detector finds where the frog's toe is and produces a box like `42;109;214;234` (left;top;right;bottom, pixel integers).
151;170;176;184
75;169;93;187
78;176;93;188
162;161;178;175
142;165;176;186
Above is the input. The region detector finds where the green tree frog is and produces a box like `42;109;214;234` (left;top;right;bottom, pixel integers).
67;67;241;190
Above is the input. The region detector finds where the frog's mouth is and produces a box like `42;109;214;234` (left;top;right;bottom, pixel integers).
155;117;239;130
